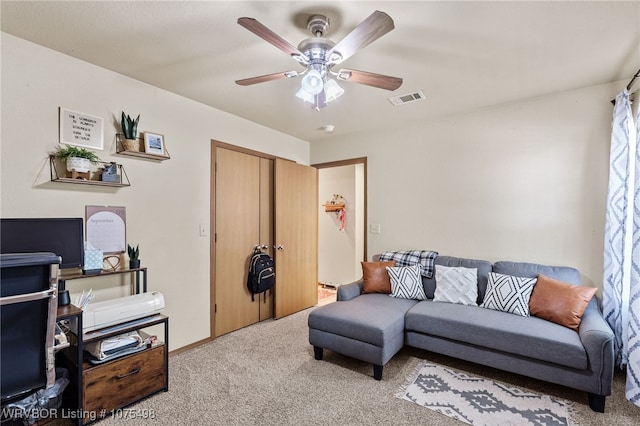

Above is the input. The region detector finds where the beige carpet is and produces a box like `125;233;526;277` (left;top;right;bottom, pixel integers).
56;307;639;425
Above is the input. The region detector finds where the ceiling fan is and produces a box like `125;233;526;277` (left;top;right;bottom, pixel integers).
235;10;403;109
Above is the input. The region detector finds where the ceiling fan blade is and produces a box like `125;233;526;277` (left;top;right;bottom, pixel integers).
336;69;402;91
327;11;395;64
238;17;307;61
236;71;299;86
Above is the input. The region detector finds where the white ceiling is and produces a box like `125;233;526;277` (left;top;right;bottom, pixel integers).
2;1;639;143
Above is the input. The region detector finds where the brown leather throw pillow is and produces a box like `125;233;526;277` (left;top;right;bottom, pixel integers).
362;261;396;294
528;274;597;331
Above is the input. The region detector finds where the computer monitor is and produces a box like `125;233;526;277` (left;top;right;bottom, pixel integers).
0;218;84;269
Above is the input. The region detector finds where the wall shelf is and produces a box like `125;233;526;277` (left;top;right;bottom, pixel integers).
49;156;130;187
323;203;345;212
115;134;170;161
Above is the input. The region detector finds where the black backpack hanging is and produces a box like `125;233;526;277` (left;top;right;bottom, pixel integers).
247;248;275;302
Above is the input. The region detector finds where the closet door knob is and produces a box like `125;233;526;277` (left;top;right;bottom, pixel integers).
274;244;285;251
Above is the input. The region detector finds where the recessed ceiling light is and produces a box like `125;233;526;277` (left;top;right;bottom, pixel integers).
322;124;335;133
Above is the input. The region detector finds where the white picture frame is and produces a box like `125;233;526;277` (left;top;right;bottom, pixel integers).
59;107;104;150
144;132;166;156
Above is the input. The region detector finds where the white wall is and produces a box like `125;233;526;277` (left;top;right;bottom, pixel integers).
312;83;621;290
318;165;364;285
0;33;310;350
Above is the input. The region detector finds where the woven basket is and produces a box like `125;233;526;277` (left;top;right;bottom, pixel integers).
122;138;140;152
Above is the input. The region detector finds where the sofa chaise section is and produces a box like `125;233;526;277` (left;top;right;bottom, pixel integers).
308;293;417;380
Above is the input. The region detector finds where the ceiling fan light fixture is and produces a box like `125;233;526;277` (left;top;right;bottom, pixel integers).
301;69;324;95
295;87;316;104
324;79;344;103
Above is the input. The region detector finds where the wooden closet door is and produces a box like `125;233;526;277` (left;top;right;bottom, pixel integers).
258;157;274;320
214;148;260;336
274;159;318;318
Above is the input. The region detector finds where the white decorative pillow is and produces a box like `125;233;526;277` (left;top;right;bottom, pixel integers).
386;265;427;300
480;272;537;317
433;265;478;306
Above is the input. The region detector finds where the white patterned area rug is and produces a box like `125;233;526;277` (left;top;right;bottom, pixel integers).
396;361;575;426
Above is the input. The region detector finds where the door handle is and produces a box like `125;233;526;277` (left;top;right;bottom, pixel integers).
274;245;285;251
254;244;269;250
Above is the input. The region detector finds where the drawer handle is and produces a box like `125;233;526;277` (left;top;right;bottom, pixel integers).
116;368;141;380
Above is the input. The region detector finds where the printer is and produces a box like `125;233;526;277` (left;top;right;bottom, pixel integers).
82;292;165;332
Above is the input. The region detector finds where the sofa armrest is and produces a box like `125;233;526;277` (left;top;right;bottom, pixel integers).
578;297;615;395
337;280;364;301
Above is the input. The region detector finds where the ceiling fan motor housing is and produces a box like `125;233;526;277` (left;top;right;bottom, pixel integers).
297;37;337;76
307;14;330;37
298;13;344;77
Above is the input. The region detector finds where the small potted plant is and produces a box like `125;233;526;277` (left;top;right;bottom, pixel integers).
120;112;140;152
53;144;101;173
127;244;140;269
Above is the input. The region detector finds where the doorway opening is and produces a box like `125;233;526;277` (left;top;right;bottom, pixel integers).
313;157;367;303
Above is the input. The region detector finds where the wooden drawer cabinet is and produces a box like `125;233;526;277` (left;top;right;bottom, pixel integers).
83;345;166;415
56;270;168;426
56;313;169;425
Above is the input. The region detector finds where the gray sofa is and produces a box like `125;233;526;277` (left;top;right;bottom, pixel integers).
308;255;615;412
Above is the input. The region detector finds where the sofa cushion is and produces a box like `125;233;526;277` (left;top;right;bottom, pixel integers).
431;256;493;304
387;265;427;300
405;301;588;369
493;261;580;285
379;250;438;278
308;294;418;347
529;274;597;331
361;261;396;294
480;272;537;317
433;265;478;306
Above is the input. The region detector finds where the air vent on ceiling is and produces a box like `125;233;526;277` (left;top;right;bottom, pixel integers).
388;90;426;106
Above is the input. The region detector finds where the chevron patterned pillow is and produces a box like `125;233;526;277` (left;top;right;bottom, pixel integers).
480;272;537;316
433;265;478;306
386;265;427;300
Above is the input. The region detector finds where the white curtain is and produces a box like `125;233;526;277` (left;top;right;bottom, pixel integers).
603;88;640;406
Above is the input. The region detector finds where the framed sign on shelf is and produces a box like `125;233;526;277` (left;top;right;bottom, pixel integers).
59;108;104;150
85;206;126;254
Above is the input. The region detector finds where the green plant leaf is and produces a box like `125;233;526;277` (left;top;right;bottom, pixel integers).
121;112;140;139
53;144;101;163
127;243;140;260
